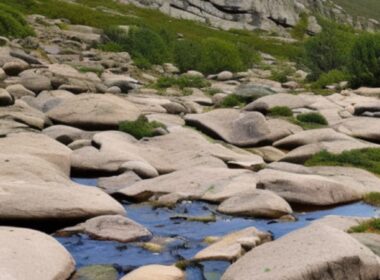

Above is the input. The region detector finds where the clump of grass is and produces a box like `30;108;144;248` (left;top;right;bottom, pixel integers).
219;94;247;108
291;13;309;40
349;219;380;234
76;66;103;76
0;3;34;38
305;148;380;175
204;87;222;96
154;75;210;89
296;112;328;125
363;192;380;207
119;116;165;139
268;106;293;117
311;69;350;89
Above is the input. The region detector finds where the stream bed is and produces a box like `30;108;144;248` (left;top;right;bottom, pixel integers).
59;178;380;279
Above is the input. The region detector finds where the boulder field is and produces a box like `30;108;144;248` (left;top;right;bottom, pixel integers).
2;13;380;280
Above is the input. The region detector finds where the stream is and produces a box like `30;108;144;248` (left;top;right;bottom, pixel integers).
59;178;380;279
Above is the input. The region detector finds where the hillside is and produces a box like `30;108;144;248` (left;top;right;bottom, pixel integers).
332;0;380;22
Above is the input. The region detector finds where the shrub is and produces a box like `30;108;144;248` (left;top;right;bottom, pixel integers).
219;94;247;108
199;38;243;74
348;33;380;88
349;219;380;234
312;69;350;89
173;39;202;72
119;116;165;139
363;192;380;207
268;106;293;117
304;20;355;80
291;13;309;40
155;75;209;89
296;112;328;125
305;148;380;175
0;3;34;38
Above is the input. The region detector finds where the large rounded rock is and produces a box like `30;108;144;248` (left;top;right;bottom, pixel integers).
244;93;311;112
6;84;36;99
335;117;380;143
257;168;361;206
20;74;52;93
222;224;380;280
43;125;93;145
121;265;185;280
217;189;292;218
185;109;301;147
47;93;141;129
0;88;13;106
57;215;152;242
0;226;75;280
194;227;271;261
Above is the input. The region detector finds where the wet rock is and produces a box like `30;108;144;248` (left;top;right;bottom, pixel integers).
71;265;119;280
244;93;310;112
217;189;292;218
222;224;380;280
47;93;141;129
194;227;271;261
97;172;142;194
121;265;185;280
0;227;75;280
118;167;257;203
57;215;152;243
185;109;301;147
257;168;361;206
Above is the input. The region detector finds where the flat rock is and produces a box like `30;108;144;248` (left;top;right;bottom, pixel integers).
20;74;52;93
0;226;75;280
194;227;271;261
185;109;301;147
121;265;185;280
222;224;380;280
6;84;36;99
257;168;361;206
97;172;142;194
47;93;141;129
244;93;310;112
43;125;93;145
57;215;152;243
217;189;292;218
118;167;257;204
351;233;380;257
335;117;380;143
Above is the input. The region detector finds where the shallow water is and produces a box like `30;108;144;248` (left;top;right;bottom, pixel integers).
61;178;380;279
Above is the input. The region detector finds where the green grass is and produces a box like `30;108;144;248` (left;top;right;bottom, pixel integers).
349;219;380;234
154;75;210;89
219;94;247;108
119;116;165;139
0;3;34;38
305;148;380;176
296;112;328;125
268;106;293;117
76;66;103;76
363;192;380;207
332;0;380;22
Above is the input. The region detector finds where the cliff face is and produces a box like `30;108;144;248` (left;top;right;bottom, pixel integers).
119;0;379;34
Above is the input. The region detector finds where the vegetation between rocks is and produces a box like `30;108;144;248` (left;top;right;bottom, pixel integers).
0;3;34;38
363;192;380;207
349;219;380;234
154;75;210;90
119;116;166;140
268;106;293;117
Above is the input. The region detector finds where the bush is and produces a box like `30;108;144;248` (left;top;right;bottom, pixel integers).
305;148;380;175
348;33;380;88
0;3;34;38
219;94;247;108
291;13;309;40
155;75;209;89
173;39;202;72
268;106;293;117
349;219;380;234
304;20;355;80
119;116;165;139
312;69;350;89
296;112;328;125
363;192;380;207
199;38;243;74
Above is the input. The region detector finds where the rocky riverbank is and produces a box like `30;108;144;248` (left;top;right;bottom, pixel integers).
2;12;380;280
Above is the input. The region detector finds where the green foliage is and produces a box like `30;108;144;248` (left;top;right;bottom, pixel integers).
199;38;243;74
0;3;34;38
331;0;380;23
173;39;202;72
296;112;328;125
304;20;355;80
155;75;210;89
363;192;380;207
291;13;309;40
312;69;350;89
349;219;380;234
306;148;380;175
219;94;247;108
76;66;103;76
119;116;165;140
348;33;380;87
268;106;293;117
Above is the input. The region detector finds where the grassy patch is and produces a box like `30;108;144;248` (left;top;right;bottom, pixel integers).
349;219;380;234
305;148;380;176
0;3;34;38
119;116;165;139
76;66;103;76
291;13;309;40
219;94;247;108
154;75;210;89
363;192;380;207
311;69;350;89
296;112;328;125
268;106;293;117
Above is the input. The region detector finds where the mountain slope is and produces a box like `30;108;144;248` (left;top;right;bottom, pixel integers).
332;0;380;22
